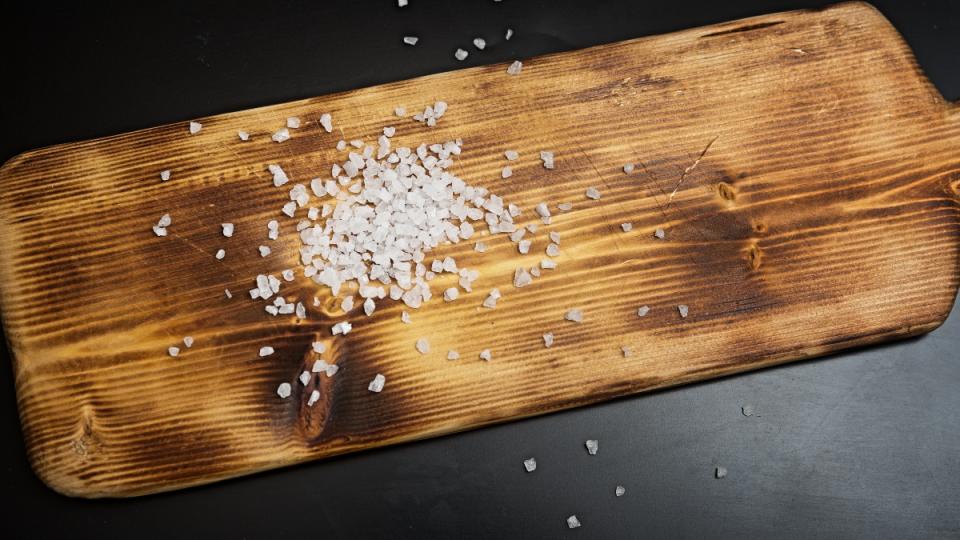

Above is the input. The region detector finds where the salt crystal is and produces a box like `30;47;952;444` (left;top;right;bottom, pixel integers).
513;268;533;288
296;302;306;319
742;405;754;417
282;201;297;217
341;296;355;312
215;249;225;260
585;187;601;200
543;333;554;347
447;350;460;360
637;305;650;317
277;382;292;399
504;150;519;161
541;259;557;270
153;226;167;237
268;164;289;187
565;309;583;323
159;170;171;181
401;311;412;324
287;117;301;129
158;214;171;228
259;245;272;257
546;243;560;257
482;289;500;308
259;346;275;357
312;342;327;354
623;163;635;174
557;202;573;211
307;390;321;407
272;128;290;143
621;345;633;358
715;466;727;479
540;151;554;169
332;321;353;335
220;223;234;237
398;0;407;6
621;223;633;232
479;349;492;361
535;202;551;218
319;113;333;133
368;374;386;393
454;48;468;61
654;228;665;239
585;439;599;455
501;166;512;179
678;304;689;318
567;516;581;529
505;28;514;40
238;130;249;141
403;36;419;46
383;126;396;137
616;485;626;497
473;37;486;50
168;346;180;357
299;371;311;386
506;61;522;76
189;121;202;134
183;336;194;348
225;289;233;299
416;338;430;354
443;288;459;302
363;298;376;316
523;458;537;472
549;231;561;244
394;106;406;117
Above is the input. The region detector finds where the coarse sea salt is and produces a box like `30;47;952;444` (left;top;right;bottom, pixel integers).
189;121;202;134
523;458;537;472
565;309;583;323
543;333;554;347
368;373;386;393
507;60;522;76
455;48;468;61
160;170;171;181
479;349;492;361
473;38;486;50
585;439;599;455
415;338;430;354
403;36;419;46
277;382;292;399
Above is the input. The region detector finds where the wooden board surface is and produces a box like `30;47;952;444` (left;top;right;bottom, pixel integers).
1;2;958;498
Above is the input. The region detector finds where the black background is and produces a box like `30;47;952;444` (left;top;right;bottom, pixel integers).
1;1;958;538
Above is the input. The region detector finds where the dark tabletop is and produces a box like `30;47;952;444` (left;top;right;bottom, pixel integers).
1;1;958;538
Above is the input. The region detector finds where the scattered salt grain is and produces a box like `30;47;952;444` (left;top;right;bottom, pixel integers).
623;163;635;174
416;338;430;354
473;37;486;50
258;245;272;257
401;311;412;324
637;305;650;317
383;126;396;137
529;266;541;277
307;390;320;407
272;128;290;143
398;0;407;6
678;304;689;318
277;383;292;399
159;170;171;182
506;60;522;76
565;309;583;323
287;117;301;129
543;333;554;348
654;228;665;239
742;405;754;417
368;374;386;393
518;239;531;254
567;515;581;529
447;350;460;360
505;150;519;161
225;289;233;299
585;439;599;455
501;166;512;179
443;288;459;302
312;342;327;354
238;130;250;141
299;371;311;386
479;349;492;361
557;202;573;211
540;151;555;169
474;241;487;253
296;302;306;319
523;458;537;472
341;296;355;312
332;321;353;335
513;267;533;288
268;164;289;187
454;48;468;61
715;466;727;479
282;201;297;217
319;113;333;133
621;346;632;358
621;223;633;232
616;485;626;497
394;106;406;117
403;36;419;46
214;249;225;260
259;346;275;357
482;289;501;308
541;259;557;270
183;336;194;348
585;187;601;200
549;231;561;244
168;346;180;357
505;28;514;40
546;243;560;257
189;121;202;134
535;202;551;219
363;298;376;316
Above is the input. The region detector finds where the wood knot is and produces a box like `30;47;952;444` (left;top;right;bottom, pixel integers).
71;406;102;461
716;181;736;202
752;221;767;233
746;243;762;271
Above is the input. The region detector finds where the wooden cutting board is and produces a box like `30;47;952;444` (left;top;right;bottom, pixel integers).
1;2;957;498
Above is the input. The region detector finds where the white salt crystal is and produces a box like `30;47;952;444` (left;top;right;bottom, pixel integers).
277;382;292;399
159;170;171;182
287;117;301;129
238;130;249;141
473;37;486;50
507;60;522;76
398;0;407;6
585;187;601;200
332;321;352;335
454;48;468;61
616;485;626;497
363;298;376;316
296;302;306;319
549;231;561;244
557;202;573;211
518;239;531;254
215;249;225;260
475;241;487;253
383;126;396;137
221;223;234;237
443;288;459;302
401;311;412;324
505;28;513;40
513;267;532;288
341;296;355;312
546;243;560;257
565;309;583;323
319;113;333;133
415;338;430;354
403;36;419;46
482;289;500;308
621;346;632;358
530;266;541;277
158;214;172;228
540;259;557;270
168;346;180;357
654;228;665;239
368;374;386;393
225;289;233;299
637;305;650;317
479;349;492;361
395;106;406;117
585;439;599;455
501;166;512;179
540;151;554;169
272;128;290;143
259;346;275;357
678;304;689;318
189;121;202;134
623;163;635;174
307;390;321;407
299;371;311;386
153;226;167;237
282;201;297;217
447;350;460;360
543;333;554;347
505;150;519;161
183;336;194;348
258;245;272;257
523;458;537;472
716;466;727;479
268;164;289;187
567;516;581;529
535;202;551;218
621;223;633;232
312;342;327;354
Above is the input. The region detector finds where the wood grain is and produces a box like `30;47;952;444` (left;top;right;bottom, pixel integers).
0;2;957;498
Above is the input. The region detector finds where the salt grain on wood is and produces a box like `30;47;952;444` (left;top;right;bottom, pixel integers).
319;113;333;133
189;121;202;134
368;374;386;393
543;333;554;347
479;349;492;361
416;338;430;354
272;128;290;143
168;346;180;357
507;60;522;75
678;304;689;318
565;309;583;323
637;305;650;317
259;346;274;357
160;170;171;182
277;383;292;399
585;187;601;200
